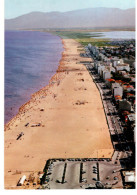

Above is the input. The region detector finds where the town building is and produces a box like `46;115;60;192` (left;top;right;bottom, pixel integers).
122;170;135;188
112;83;123;97
123;85;134;92
97;65;105;76
103;70;111;81
116;64;130;72
112;59;121;67
110;66;116;73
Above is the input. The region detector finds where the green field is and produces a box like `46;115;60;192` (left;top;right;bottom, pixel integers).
50;30;110;47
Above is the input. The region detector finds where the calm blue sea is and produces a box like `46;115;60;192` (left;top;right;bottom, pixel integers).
90;31;135;39
5;31;63;123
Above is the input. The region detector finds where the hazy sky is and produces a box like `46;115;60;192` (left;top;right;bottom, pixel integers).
5;0;135;19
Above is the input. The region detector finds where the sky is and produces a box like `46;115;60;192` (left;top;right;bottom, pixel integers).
5;0;135;19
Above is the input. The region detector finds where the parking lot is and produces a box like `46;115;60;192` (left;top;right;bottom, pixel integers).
42;159;123;189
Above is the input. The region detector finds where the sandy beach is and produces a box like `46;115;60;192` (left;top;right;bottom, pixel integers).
4;38;113;188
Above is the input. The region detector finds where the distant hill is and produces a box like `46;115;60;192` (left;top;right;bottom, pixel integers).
5;7;135;30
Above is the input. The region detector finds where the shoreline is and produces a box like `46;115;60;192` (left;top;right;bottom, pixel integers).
4;38;65;129
4;38;113;188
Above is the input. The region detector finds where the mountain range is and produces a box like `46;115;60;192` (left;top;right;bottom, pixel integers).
5;7;135;30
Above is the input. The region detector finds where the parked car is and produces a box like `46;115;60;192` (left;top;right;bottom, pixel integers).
114;177;118;180
92;178;97;181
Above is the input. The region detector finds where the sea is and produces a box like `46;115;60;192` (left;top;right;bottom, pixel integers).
90;31;135;40
5;30;64;123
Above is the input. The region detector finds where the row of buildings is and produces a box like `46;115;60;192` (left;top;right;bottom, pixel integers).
88;41;135;189
88;43;135;142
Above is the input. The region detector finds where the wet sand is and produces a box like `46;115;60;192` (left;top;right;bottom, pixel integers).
4;39;113;188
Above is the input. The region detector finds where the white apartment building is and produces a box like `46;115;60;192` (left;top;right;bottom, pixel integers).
112;83;123;97
103;70;111;80
116;64;130;72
